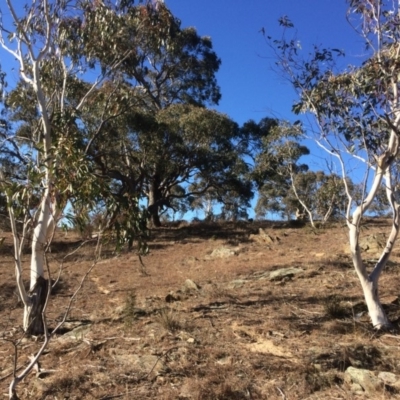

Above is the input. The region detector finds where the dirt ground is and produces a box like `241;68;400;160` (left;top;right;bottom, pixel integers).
1;219;400;399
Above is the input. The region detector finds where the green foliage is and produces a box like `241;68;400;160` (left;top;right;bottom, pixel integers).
0;0;169;253
87;97;252;225
250;116;352;222
270;4;400;162
76;2;221;108
250;120;311;219
292;171;351;221
267;1;400;228
55;2;239;226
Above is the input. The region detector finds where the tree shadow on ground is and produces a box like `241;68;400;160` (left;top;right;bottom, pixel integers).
0;282;20;312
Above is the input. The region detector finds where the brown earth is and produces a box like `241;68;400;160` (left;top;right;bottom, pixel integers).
1;219;400;399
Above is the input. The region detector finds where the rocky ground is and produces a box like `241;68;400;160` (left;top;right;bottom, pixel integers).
1;219;400;399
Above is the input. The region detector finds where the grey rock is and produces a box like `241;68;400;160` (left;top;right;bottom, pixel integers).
228;279;247;289
208;247;238;258
349;383;363;393
61;324;92;340
114;354;164;375
249;228;276;244
378;371;400;389
345;366;383;393
183;279;200;291
359;233;386;254
249;270;269;280
268;267;303;281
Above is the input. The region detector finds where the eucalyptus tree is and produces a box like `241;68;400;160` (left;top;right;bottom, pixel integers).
0;0;150;337
80;1;221;111
77;2;239;226
255;171;347;222
93;102;252;226
0;1;154;397
269;1;400;328
189;170;253;222
147;105;252;226
307;171;349;222
187;186;219;219
251;119;310;220
272;171;348;222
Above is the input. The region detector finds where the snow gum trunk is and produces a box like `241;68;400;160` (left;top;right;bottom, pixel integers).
24;190;52;334
358;276;389;329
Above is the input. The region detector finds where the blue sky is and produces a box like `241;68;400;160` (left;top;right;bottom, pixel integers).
167;0;363;126
166;1;371;176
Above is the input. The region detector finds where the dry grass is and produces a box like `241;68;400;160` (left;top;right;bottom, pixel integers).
156;307;183;332
122;290;138;328
323;294;349;319
1;219;400;399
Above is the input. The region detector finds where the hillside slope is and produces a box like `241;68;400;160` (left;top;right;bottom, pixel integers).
1;220;400;399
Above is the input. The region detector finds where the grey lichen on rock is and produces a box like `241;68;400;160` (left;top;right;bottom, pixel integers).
267;267;303;281
344;366;383;394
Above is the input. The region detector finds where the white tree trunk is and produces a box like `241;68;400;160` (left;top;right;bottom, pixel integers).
29;193;51;289
350;223;390;328
358;275;389;328
347;146;399;329
23;190;52;333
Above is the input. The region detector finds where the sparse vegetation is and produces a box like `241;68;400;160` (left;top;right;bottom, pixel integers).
122;290;138;328
0;220;399;399
156;307;182;333
323;294;348;319
1;0;400;398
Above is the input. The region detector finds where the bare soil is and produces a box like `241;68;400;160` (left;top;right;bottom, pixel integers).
1;219;400;399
